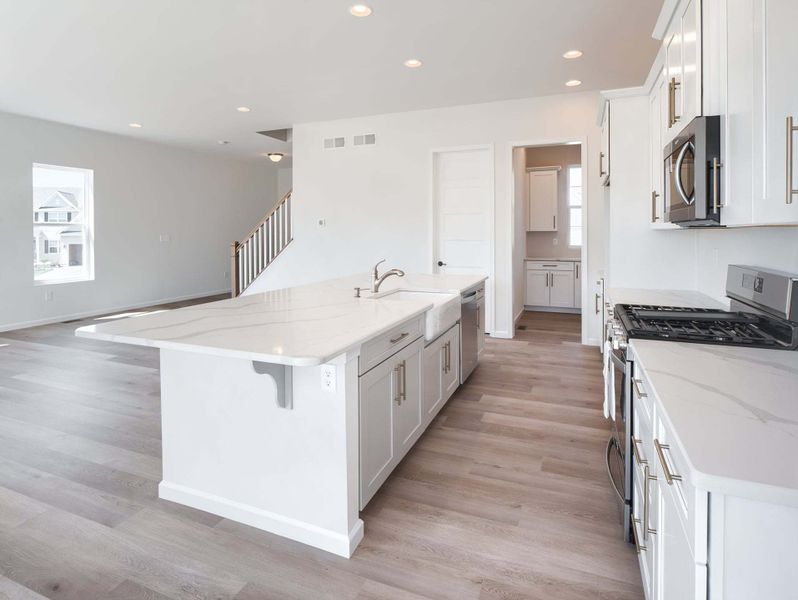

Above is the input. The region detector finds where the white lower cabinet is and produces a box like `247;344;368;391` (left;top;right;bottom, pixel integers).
422;324;460;424
524;261;579;309
359;336;423;509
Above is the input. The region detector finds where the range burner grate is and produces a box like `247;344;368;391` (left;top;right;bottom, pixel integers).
615;304;798;349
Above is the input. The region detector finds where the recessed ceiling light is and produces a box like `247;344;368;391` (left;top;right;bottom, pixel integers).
236;106;251;113
266;153;284;163
218;140;231;145
349;4;372;17
404;59;423;69
563;50;583;59
565;79;582;87
128;123;142;128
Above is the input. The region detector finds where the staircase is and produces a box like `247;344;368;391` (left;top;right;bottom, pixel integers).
230;189;292;297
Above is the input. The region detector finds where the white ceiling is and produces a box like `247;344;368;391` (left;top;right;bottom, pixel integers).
0;0;663;162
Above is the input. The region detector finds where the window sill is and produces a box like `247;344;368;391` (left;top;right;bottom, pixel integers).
34;276;95;287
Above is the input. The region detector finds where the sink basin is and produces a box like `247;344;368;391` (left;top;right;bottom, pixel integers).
371;289;461;341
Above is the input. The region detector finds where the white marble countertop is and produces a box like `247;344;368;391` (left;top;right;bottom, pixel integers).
631;339;798;506
607;287;728;309
75;273;487;367
525;257;581;262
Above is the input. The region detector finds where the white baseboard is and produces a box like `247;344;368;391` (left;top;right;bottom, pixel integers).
0;289;229;333
159;481;364;558
585;337;601;347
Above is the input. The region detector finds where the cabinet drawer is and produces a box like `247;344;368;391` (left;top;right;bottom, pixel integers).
359;316;423;376
631;364;654;427
526;260;575;272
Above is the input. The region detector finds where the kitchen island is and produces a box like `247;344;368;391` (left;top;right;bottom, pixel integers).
76;273;486;557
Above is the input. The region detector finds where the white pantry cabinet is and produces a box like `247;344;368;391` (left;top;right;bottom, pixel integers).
527;169;559;231
359;336;423;509
422;323;459;425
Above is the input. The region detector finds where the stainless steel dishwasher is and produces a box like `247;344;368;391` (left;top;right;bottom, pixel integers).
460;286;484;382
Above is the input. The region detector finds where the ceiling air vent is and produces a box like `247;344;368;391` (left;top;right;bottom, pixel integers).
323;137;345;149
354;134;376;146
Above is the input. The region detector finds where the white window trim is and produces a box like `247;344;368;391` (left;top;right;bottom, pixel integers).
33;163;95;286
566;163;583;249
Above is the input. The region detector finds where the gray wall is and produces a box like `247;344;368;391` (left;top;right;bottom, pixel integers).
0;110;278;330
524;144;582;259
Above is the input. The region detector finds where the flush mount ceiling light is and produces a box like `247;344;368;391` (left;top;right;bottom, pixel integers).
565;79;582;87
563;49;583;59
404;59;423;68
349;4;372;17
266;153;284;163
128;123;142;128
236;106;251;113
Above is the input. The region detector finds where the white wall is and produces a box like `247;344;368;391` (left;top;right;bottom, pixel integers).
695;227;798;302
607;96;699;289
247;92;607;342
277;167;293;198
0;110;278;331
512;147;527;322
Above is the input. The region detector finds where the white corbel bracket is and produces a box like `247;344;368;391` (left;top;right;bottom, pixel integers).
251;362;293;409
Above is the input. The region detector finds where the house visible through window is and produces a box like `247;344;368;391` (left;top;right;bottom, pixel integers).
567;165;583;247
32;163;94;283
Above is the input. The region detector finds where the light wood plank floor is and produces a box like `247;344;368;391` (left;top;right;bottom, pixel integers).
0;305;642;600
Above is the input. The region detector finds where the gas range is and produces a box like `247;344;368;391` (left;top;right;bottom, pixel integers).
606;265;798;351
614;304;798;349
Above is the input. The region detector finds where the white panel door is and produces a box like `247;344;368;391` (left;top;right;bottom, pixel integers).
549;271;575;308
754;0;798;224
434;148;492;274
527;170;558;231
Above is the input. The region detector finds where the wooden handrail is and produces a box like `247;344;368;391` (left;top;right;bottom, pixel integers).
230;189;293;297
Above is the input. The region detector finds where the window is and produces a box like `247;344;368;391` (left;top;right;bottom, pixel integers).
33;164;94;284
567;165;583;247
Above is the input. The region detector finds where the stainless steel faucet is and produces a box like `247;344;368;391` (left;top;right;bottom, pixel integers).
371;259;405;292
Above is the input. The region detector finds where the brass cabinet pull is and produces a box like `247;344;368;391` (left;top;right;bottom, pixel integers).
651;191;660;222
553;215;556;229
643;465;658;540
712;157;723;213
633;378;648;398
632;437;647;466
632;518;647;554
599;151;606;177
390;332;409;344
654;438;682;485
788;116;798;204
550;272;555;288
669;77;681;127
668;78;673;127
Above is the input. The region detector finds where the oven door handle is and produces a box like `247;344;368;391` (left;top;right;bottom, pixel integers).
605;436;625;503
674;140;695;206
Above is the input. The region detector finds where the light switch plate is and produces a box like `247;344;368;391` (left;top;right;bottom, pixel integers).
321;364;336;392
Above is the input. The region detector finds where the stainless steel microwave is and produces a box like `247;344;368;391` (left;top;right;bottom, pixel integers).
663;116;722;227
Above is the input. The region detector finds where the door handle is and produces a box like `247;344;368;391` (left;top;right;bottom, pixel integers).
552;215;556;229
787;116;797;204
437;260;446;267
595;293;601;314
712;157;723;213
674;141;695;205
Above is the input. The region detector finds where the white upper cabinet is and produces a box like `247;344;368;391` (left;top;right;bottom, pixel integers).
704;0;798;226
753;0;798;224
527;169;559;231
649;70;667;225
663;0;703;143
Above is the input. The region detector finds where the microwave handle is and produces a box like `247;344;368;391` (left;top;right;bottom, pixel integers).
674;141;695;206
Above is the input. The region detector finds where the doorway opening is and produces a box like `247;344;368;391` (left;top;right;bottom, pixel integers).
511;142;584;340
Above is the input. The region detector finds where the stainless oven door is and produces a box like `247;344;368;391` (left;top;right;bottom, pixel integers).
606;347;632;542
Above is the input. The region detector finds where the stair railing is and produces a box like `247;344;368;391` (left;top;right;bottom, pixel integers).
231;189;292;297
